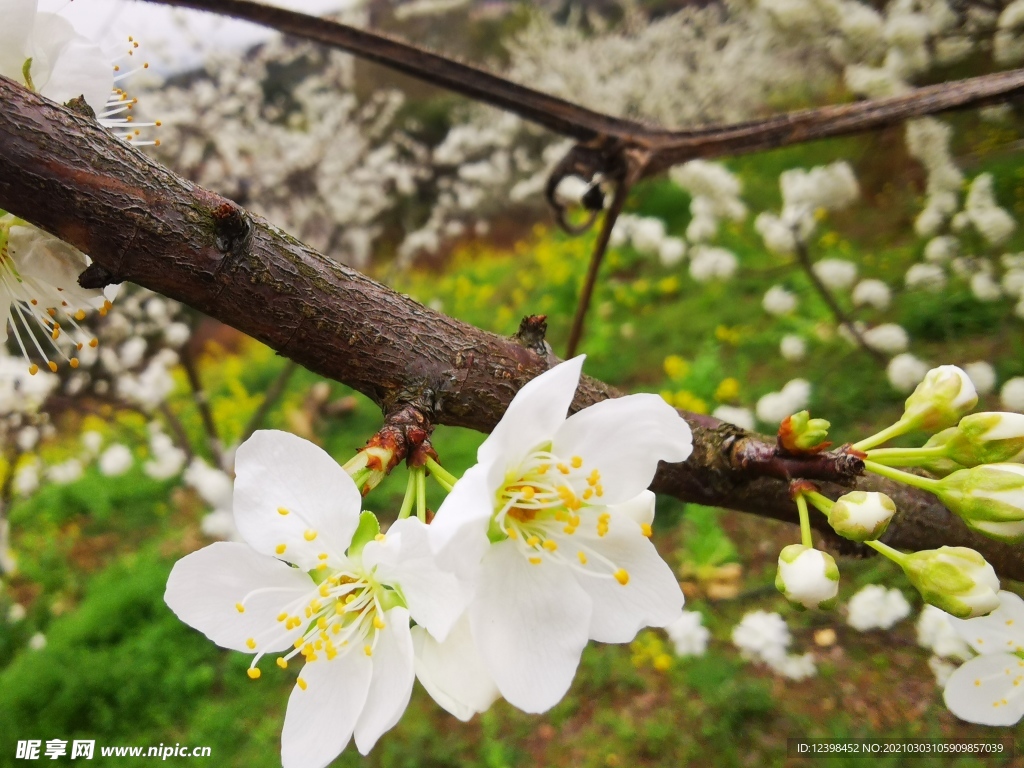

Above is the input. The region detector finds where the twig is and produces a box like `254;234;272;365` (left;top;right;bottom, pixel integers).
564;167;638;357
239;359;299;444
180;345;224;466
792;235;886;364
159;402;195;462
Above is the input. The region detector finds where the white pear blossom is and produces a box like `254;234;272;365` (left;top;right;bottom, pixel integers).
732;610;791;662
862;324;909;354
688;246;738;282
1000;378;1024;412
712;405;755;432
165;430;464;766
98;444;133;477
812;258;858;291
905;263;946;292
964;362;997;397
775;545;839;610
763;285;797;316
428;357;692;714
943;591;1024;726
665;611;710;657
852;278;891;310
886;353;929;393
780;334;806;362
846;585;911;631
917;604;972;660
0;0;112;112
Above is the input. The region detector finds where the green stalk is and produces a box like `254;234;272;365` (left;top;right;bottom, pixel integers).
416;467;428;522
796;493;813;548
865;445;948;465
804;490;835;515
852;419;911;451
397;470;417;520
863;460;941;492
864;538;909;568
424;456;459;490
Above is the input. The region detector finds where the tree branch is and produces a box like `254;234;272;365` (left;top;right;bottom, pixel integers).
0;78;1020;581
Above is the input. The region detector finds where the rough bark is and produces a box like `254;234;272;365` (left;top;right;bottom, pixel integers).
0;77;1020;581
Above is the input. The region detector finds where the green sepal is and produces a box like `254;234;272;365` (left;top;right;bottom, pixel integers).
349;510;381;559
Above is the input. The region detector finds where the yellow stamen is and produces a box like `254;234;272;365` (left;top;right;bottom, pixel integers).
246;668;261;679
304;529;317;541
246;638;256;649
614;569;630;585
543;540;558;552
529;556;542;565
297;678;307;691
235;603;245;613
275;544;286;555
277;507;289;516
578;551;587;565
373;615;385;630
277;658;288;669
571;456;583;468
640;523;653;538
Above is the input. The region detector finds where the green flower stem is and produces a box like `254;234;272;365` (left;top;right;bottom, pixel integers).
397;470;417;520
864;538;909;568
804;490;835;515
424;456;459;490
864;445;949;465
348;467;372;491
852;419;913;451
796;493;813;548
863;459;941;492
416;467;428;523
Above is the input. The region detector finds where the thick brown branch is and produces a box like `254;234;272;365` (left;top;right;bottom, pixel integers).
0;79;1020;581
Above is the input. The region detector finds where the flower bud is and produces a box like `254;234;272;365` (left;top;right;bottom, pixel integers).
779;410;831;453
902;546;1000;619
902;365;978;432
775;544;840;610
934;464;1024;543
826;491;896;541
944;412;1024;467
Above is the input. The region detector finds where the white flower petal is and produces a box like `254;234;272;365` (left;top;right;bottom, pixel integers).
573;511;684;643
944;653;1024;726
233;430;361;569
429;463;494;583
477;356;585;470
553;393;693;504
281;650;373;768
354;606;415;755
412;616;500;722
608;490;656;527
29;12;111;111
950;590;1024;655
470;541;591;713
0;0;37;78
164;542;310;653
364;518;466;642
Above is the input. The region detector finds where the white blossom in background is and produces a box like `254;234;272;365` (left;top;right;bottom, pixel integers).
924;235;958;264
7;603;26;623
906;119;962;237
712;405;756;432
943;591;1024;725
928;655;958;687
887;353;930;393
905;262;946;292
780;334;807;362
630;217;667;256
963;174;1017;246
28;632;46;651
970;272;1002;303
98;444;133;477
813;258;858;291
1000;378;1024;412
964;362;997;396
689;246;738;282
47;458;83;485
754;211;798;255
658;237;687;268
670;160;746;242
763;285;798;316
755;379;812;426
846;585;911;631
13;459;40;497
428;357;691;715
995;0;1024;63
862;323;909;354
143;424;186;480
664;611;710;657
852;278;891;310
0;353;57;414
731;609;816;680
